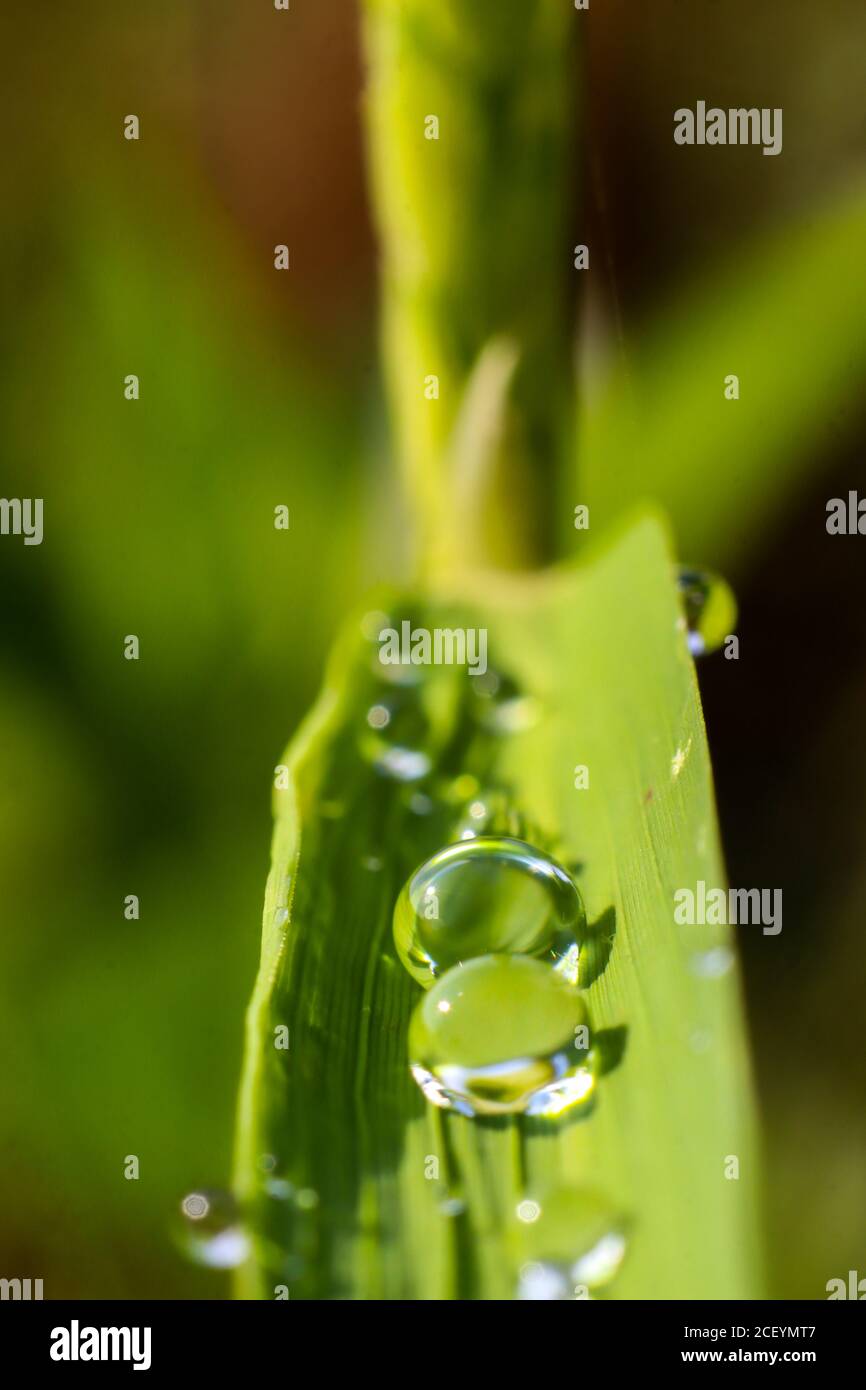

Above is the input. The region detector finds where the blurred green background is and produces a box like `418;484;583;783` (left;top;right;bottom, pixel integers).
1;0;864;1298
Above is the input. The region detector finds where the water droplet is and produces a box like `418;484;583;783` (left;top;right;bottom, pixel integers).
518;1261;570;1300
394;836;585;987
471;669;539;733
273;907;289;928
408;955;594;1118
516;1199;542;1224
360;693;432;782
439;1196;466;1218
690;945;735;979
515;1189;627;1299
175;1189;249;1269
361;855;383;872
676;567;737;657
449;787;530;842
265;1177;295;1201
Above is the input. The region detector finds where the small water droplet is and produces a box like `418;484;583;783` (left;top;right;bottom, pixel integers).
517;1199;542;1224
515;1189;627;1299
265;1178;294;1201
471;669;539;734
394;836;584;987
408;955;594;1118
295;1187;319;1211
360;694;433;782
439;1196;466;1218
361;855;383;872
690;945;735;979
175;1189;249;1269
676;567;737;657
449;788;534;843
407;791;434;816
273;907;289;928
382;748;432;780
518;1261;569;1300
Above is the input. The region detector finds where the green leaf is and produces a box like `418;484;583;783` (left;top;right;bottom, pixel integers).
363;0;576;570
580;185;866;571
233;513;763;1299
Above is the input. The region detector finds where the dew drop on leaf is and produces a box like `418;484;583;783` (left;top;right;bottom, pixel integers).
408;954;593;1117
676;566;737;656
175;1189;249;1269
393;836;584;986
515;1188;628;1299
360;693;433;781
690;945;735;979
470;668;540;733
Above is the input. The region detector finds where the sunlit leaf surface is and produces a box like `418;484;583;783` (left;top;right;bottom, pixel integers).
234;513;762;1299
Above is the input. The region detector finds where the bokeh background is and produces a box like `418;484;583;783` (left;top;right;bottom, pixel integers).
1;0;864;1298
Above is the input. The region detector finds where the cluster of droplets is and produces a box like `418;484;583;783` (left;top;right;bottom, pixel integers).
364;609;638;1295
393;835;594;1119
182;569;738;1295
391;831;630;1293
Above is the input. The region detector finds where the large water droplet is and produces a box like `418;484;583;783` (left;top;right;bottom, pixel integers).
175;1189;249;1269
408;955;593;1117
677;567;737;656
515;1189;627;1299
393;836;584;987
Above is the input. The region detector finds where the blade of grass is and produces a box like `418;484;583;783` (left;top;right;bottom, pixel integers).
363;0;576;572
233;512;763;1299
